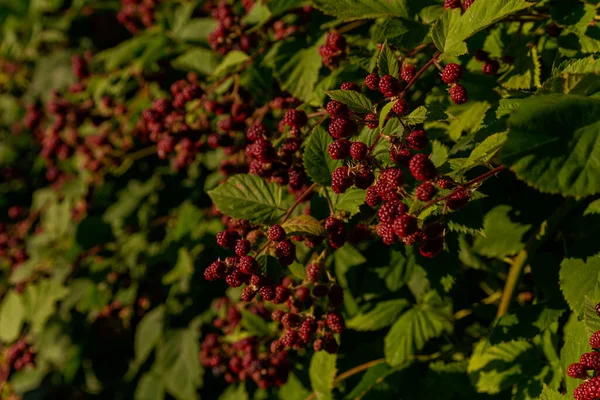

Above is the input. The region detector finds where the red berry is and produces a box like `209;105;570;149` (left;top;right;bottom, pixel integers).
400;64;416;83
241;286;257;302
389;146;412;167
436;177;455;189
331;166;353;194
340;82;360;91
273;286;291;304
366;186;382;207
393;214;418;238
574;376;600;400
378;75;401;97
350;142;368;160
449;84;468;105
377;223;397;245
416;182;437;201
326;32;346;51
409;154;437;181
596;303;600;317
568;363;589;379
482;60;500;75
313;338;325;351
275;239;296;266
204;261;226;281
235;240;251;256
271;309;284;322
365;113;378;129
406;129;428;150
392;99;409;116
420;238;443;258
328;139;351;160
376;168;405;201
225;269;246;287
259;285;276;301
247;123;269;142
281;313;301;329
353;167;375;189
444;0;461;9
403;231;424;246
463;0;475;9
326;312;345;333
474;49;489;62
268;225;286;242
239;255;258;274
441;63;462;84
365;73;380;90
590;331;600;350
378;199;408;224
216;230;241;248
299;317;318;341
446;189;470;210
284;109;308;128
581;352;600;370
306;263;322;282
326;100;350;117
328;118;355;139
281;330;299;348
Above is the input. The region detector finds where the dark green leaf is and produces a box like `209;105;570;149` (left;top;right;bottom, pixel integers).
282;215;326;236
304;126;342;186
377;42;399;78
347;299;410;331
326;90;373;114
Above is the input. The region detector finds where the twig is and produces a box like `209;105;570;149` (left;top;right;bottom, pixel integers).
399;51;442;99
282;183;318;223
337;20;367;35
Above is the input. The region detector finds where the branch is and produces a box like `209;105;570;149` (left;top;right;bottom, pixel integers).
399;51;441;99
281;183;318;223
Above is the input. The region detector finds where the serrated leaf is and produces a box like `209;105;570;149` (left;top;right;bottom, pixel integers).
240;310;271;336
304;126;342;186
560;255;600;315
384;292;453;366
405;105;450;125
445;101;490;142
540;385;565;400
461;132;507;171
345;362;394;399
373;19;429;49
499;47;541;90
309;351;337;400
472;205;531;258
326;90;373;114
559;56;600;75
430;9;461;54
0;290;24;343
280;373;311;400
379;101;395;131
430;140;448;168
490;304;565;343
171;48;220;75
257;255;284;284
437;0;532;57
218;383;248;400
584;198;600;216
135;372;165;400
561;314;589;395
347;299;410;331
134;306;165;367
377;42;399;78
213;50;250;77
502;95;600;197
172;18;217;43
282;215;326;236
208;174;287;223
583;296;600;336
274;45;322;102
310;0;412;21
330;188;366;216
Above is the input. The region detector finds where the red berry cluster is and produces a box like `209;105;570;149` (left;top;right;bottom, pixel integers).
441;63;468;105
0;338;36;382
207;1;256;55
200;298;290;389
319;32;347;68
568;330;600;399
472;49;501;76
117;0;158;33
444;0;476;11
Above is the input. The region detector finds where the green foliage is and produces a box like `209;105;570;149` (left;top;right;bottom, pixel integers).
309;351;337;400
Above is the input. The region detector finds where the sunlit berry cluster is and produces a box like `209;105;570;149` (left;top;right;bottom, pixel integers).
568;330;600;399
117;0;159;33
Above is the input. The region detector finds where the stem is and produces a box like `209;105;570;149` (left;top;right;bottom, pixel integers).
125;145;157;162
337;20;367;35
399;51;442;99
496;198;578;318
281;183;317;223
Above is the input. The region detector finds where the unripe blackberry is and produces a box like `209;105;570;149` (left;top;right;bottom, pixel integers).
446;189;470;210
268;225;286;242
379;75;401;97
393;214;418;238
225;269;246;287
581;352;600;370
225;256;240;269
354;168;375;189
463;0;475;9
423;222;445;241
270;340;284;353
242;286;257;302
281;330;299;348
328;139;351;160
376;168;405;201
409;154;437;181
482;60;500;75
288;166;307;190
329;117;355;139
323;334;339;354
400;64;416;82
326;100;350;117
449;84;468;105
365;73;380;90
444;0;461;9
247;124;269;142
250;274;264;288
328;284;344;308
271;309;284;322
216;230;241;248
299;317;318;341
419;238;444;258
406;129;428;150
284;109;308;128
436;177;455;189
377;223;397;245
326;32;346;51
205;261;226;281
295;286;311;303
441;63;462;84
312;285;329;298
281;313;301;329
340;82;360;91
331;166;353;194
416;182;436;202
326;312;345;333
259;285;276;301
390;146;412;167
350;142;368;160
273;286;291;304
313;338;325;351
235;240;252;256
366;186;382;207
568;363;589;379
365;113;378;129
392;99;409;116
238;256;258;274
378;199;407;224
403;231;424;246
275;239;296;266
596;303;600;317
306;263;322;282
574;376;600;400
474;49;489;62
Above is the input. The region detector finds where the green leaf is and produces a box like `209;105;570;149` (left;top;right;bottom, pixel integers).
461;132;507;172
282;215;326;236
437;0;532;57
372;19;429;49
310;0;412;21
171;48;220;75
346;363;394;399
540;385;565;400
384;292;453;366
208;174;287;223
561;314;589;395
560;56;600;75
430;140;449;168
0;290;24;343
326;90;373;114
498;47;541;90
584;198;600;216
560;255;600;315
219;383;248;400
22;279;69;334
240;310;271;336
309;351;337;400
280;373;311;400
163;248;194;291
445;101;490;142
257;255;285;284
330;188;366;216
134;306;165;367
76;216;114;250
502;95;600;197
213;51;250;77
135;372;165;400
583;296;600;336
379;101;395;131
405;105;450;125
347;299;410;331
377;42;399;78
467;339;533;394
472;205;531;258
430;9;462;55
304;125;342;186
172;18;217;43
274;45;322;102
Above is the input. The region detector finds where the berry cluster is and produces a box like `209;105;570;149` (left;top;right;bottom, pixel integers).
117;0;158;33
200;298;290;389
0;207;38;292
319;32;347;68
444;0;476;11
207;1;256;55
441;63;468;105
0;337;36;382
568;329;600;399
472;49;501;76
